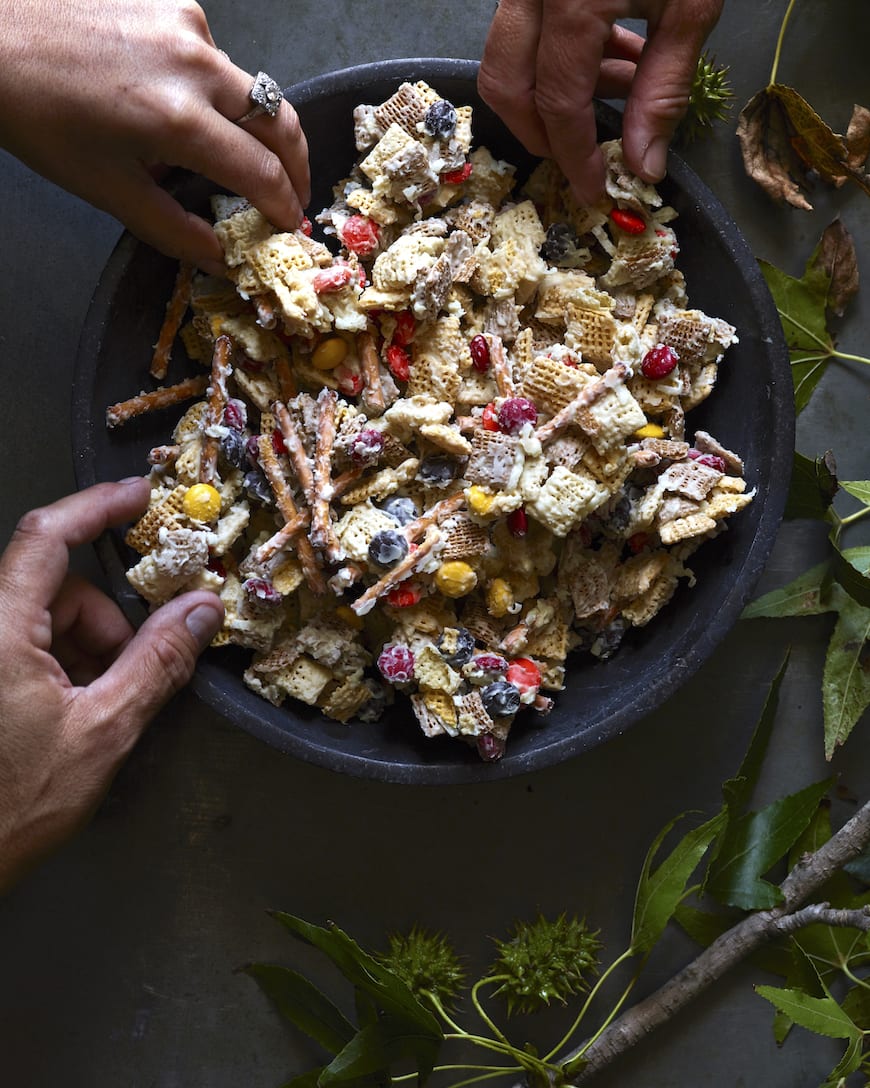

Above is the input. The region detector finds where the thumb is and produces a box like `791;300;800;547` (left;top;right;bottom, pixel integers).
82;591;224;735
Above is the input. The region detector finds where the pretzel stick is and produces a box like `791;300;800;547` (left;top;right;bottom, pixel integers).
256;434;325;594
254;508;310;565
147;444;180;467
254;296;278;329
274;355;297;401
534;362;630;446
403;492;466;542
257;434;299;523
351;524;442;617
310;388;342;561
358;330;385;413
274;401;316;502
331;464;366;498
150;261;193;380
200;335;233;484
106;374;208;428
488;333;515;398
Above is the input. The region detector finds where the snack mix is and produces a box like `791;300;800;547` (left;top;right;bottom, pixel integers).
108;81;754;761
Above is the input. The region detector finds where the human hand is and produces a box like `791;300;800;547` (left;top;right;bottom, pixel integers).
0;478;224;893
0;0;309;275
478;0;724;205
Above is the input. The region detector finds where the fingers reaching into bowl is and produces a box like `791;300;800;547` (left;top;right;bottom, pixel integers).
478;0;723;206
0;0;310;275
0;479;224;893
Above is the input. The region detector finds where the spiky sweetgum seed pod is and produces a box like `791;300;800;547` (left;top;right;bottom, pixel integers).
379;927;466;1008
679;52;734;144
489;913;602;1016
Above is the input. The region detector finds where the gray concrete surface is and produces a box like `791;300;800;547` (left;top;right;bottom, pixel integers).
1;1;869;1085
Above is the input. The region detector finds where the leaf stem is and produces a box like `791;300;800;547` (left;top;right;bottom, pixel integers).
769;0;799;86
471;976;511;1046
542;948;636;1062
777;306;870;366
421;989;466;1034
841;507;870;529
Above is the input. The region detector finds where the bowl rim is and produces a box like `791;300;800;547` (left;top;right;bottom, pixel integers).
72;57;795;784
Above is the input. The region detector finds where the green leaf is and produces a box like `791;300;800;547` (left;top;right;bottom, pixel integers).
319;1016;442;1088
631;810;727;954
708;779;834;909
241;963;355;1055
754;986;862;1042
722;653;789;816
785;450;839;520
829;543;870;609
268;914;442;1085
822;596;870;758
759;257;836;413
270;913;442;1039
841;481;870;507
822;1033;865;1087
841;983;870;1032
741;561;844;620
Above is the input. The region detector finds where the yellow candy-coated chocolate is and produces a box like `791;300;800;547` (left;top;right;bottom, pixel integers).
466;485;494;515
435;560;478;598
183;482;222;522
634;422;665;439
312;336;348;370
486;577;515;618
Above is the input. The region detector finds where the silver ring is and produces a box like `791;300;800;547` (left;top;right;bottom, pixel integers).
234;71;283;124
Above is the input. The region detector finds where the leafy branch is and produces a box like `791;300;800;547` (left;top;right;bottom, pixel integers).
243;660;870;1087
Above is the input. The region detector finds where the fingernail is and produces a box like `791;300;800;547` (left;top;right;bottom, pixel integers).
198;258;227;278
641;137;668;182
185;602;223;649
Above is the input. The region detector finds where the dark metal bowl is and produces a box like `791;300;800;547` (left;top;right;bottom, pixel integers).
71;58;794;784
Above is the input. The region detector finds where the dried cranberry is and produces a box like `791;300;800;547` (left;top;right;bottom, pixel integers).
627;531;651;554
507;507;528;537
386;343;411;382
476;733;506;762
688;450;727;472
350;427;385;464
243;577;282;605
609;208;647;235
641;344;679;379
207;556;227;578
272;430;288;455
377;643;415;682
339;215;380;257
299;216;313;237
469;334;490;373
223;399;247;431
472;653;508;674
498;397;538;434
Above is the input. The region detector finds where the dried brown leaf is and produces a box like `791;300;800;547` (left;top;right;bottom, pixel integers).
737;85;870;209
845;104;870;173
737;87;813;209
811;219;859;318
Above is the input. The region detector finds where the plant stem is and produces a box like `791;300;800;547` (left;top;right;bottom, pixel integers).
422;989;466;1034
841;507;870;528
542;949;636;1062
769;0;799;86
471;976;511;1046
